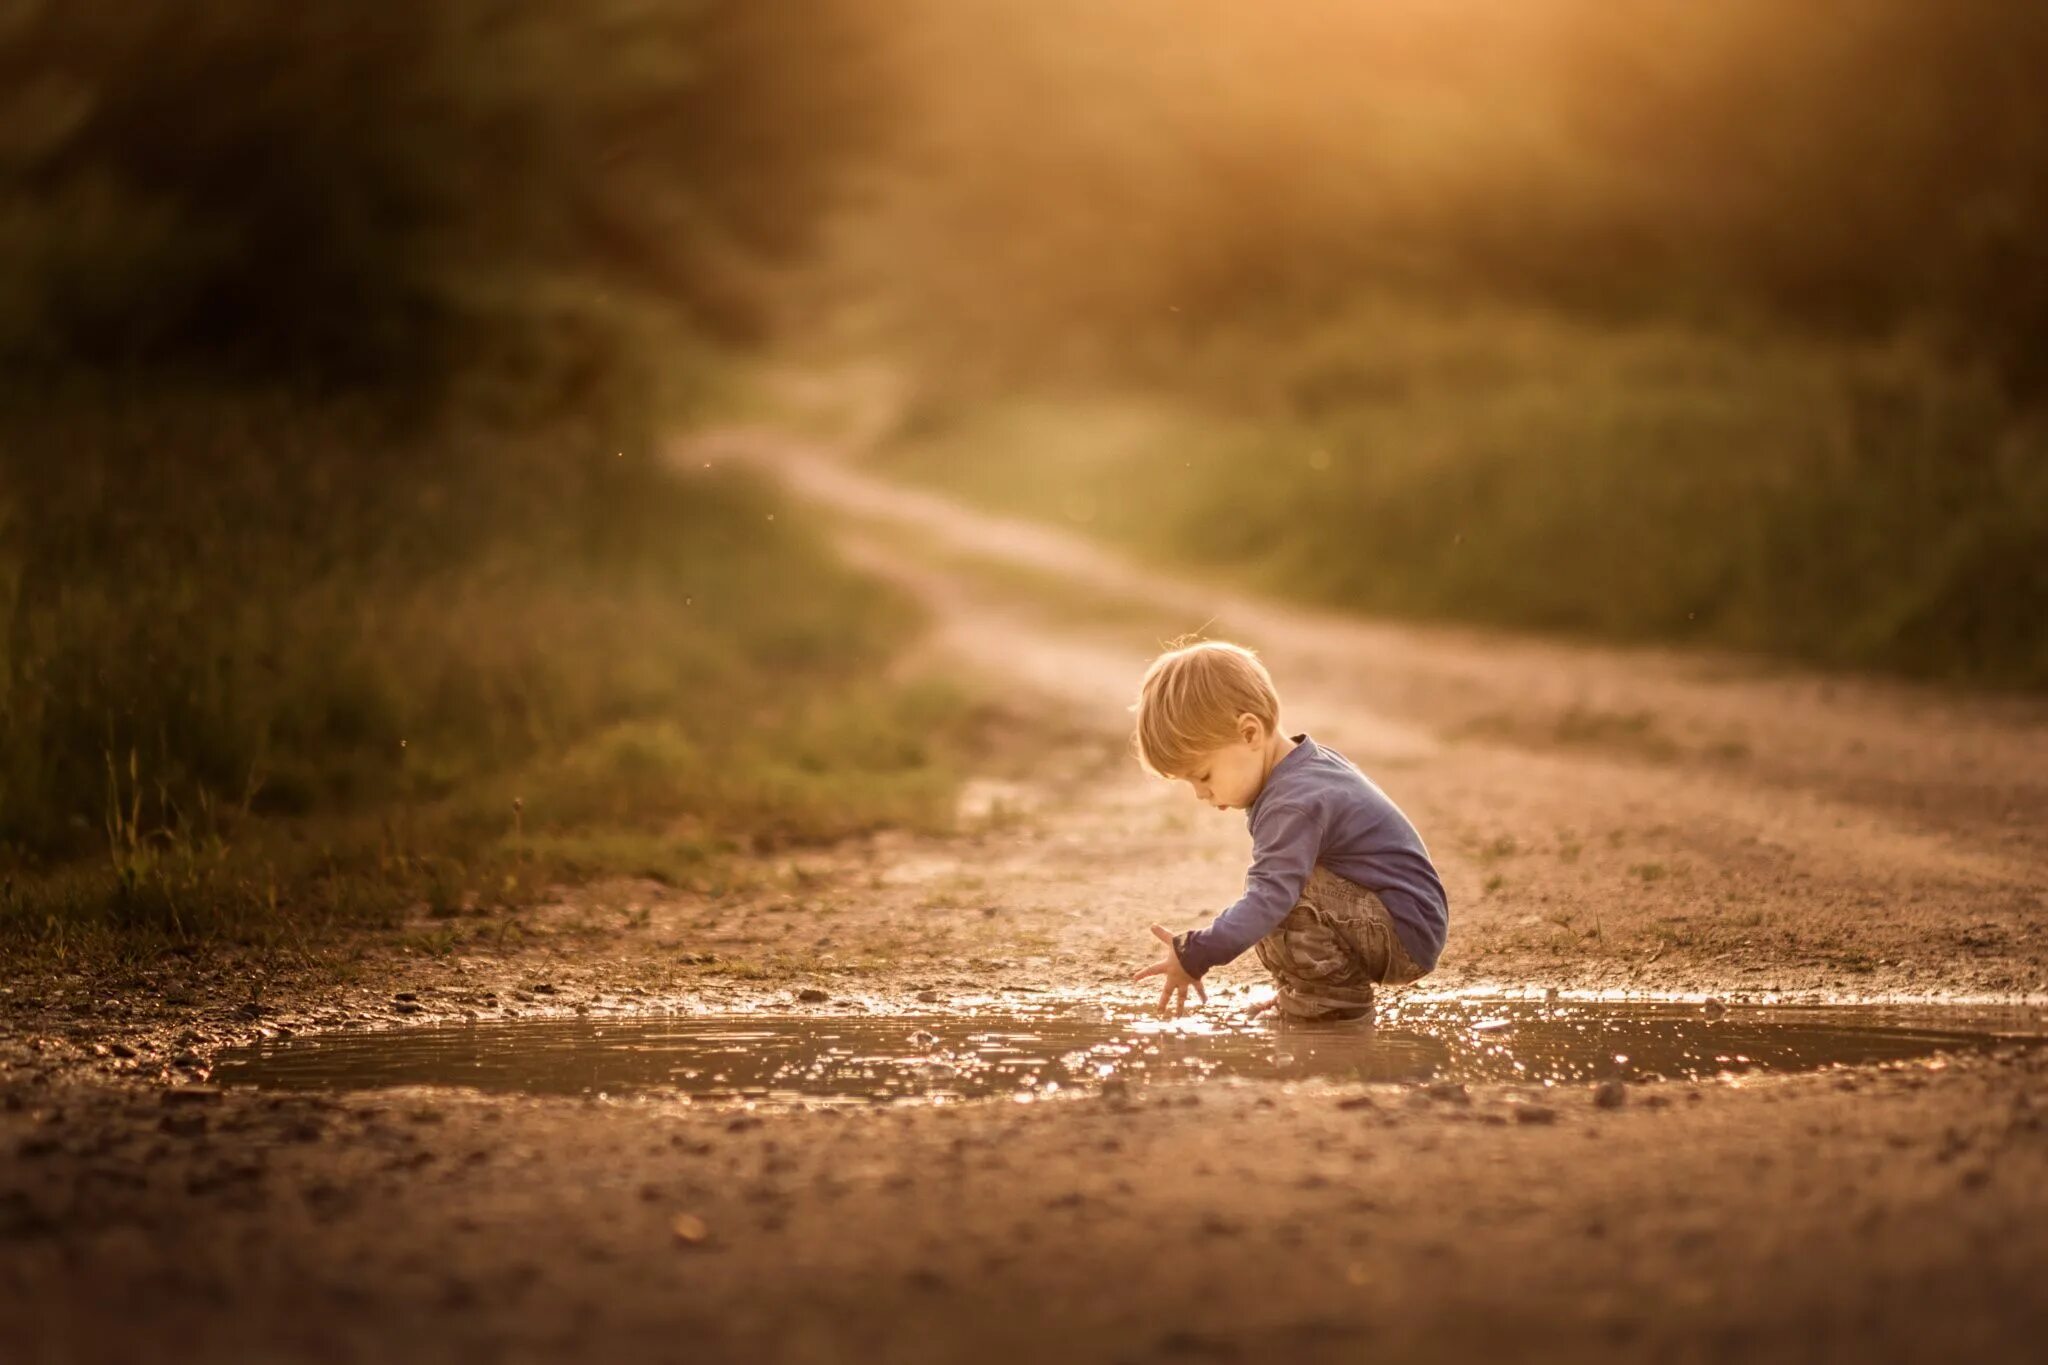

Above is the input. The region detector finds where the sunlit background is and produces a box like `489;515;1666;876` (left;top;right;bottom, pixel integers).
2;0;2043;943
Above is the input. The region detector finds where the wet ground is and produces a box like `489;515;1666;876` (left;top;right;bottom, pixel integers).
212;1000;2048;1103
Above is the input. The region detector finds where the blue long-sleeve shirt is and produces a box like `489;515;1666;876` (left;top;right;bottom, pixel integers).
1171;732;1448;978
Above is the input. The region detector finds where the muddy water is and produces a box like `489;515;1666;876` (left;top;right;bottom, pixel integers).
210;999;2045;1105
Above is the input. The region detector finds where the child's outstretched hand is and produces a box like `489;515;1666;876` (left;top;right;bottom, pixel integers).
1133;923;1208;1016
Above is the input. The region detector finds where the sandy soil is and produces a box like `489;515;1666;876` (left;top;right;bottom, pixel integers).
3;430;2045;1364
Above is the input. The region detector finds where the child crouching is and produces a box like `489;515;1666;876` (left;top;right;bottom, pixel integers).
1129;639;1449;1020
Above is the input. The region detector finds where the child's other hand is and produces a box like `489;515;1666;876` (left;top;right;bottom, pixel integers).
1133;923;1208;1016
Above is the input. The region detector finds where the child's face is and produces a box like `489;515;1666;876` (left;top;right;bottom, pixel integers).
1178;720;1269;812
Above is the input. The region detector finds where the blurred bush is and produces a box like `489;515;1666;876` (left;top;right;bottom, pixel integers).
0;1;975;944
846;0;2048;395
0;0;884;395
877;305;2048;687
0;385;980;942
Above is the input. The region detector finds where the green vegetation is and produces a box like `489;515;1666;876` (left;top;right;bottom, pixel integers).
0;388;986;957
869;300;2048;687
0;1;974;961
0;1;881;390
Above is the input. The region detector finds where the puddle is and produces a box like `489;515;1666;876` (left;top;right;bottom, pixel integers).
211;999;2045;1106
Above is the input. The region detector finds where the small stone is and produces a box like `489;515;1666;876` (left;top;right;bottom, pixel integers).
530;983;558;995
1513;1104;1559;1125
1593;1080;1628;1109
393;1002;423;1016
393;992;419;1003
1425;1081;1471;1106
109;1043;138;1059
1702;998;1727;1017
1336;1094;1378;1111
671;1213;712;1246
916;990;941;1003
796;988;829;1003
172;1052;204;1069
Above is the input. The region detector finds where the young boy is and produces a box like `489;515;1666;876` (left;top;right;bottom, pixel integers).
1129;639;1448;1020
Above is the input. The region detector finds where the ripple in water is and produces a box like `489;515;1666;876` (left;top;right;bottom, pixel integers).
209;999;2045;1106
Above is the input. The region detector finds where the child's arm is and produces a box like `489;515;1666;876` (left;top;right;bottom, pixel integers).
1170;801;1324;978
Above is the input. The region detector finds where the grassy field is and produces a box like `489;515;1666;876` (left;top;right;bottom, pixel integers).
861;300;2048;689
0;387;987;965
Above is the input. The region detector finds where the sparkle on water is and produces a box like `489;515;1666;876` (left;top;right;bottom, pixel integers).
209;999;2044;1106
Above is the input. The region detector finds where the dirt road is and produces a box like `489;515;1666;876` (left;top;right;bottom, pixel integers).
693;426;2047;1002
3;429;2045;1364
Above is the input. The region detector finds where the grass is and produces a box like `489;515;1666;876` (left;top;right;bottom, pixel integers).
0;386;994;967
860;298;2048;689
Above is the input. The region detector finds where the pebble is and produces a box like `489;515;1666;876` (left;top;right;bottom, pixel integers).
916;990;942;1003
671;1213;712;1246
1513;1104;1559;1125
796;988;830;1003
1703;997;1728;1017
1593;1080;1628;1109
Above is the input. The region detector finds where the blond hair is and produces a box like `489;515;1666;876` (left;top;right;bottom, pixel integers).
1129;637;1280;779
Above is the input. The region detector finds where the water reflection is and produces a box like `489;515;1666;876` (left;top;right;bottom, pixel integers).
209;999;2042;1105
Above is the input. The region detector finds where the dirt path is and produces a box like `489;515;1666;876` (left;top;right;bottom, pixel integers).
4;429;2045;1364
691;426;2048;1002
